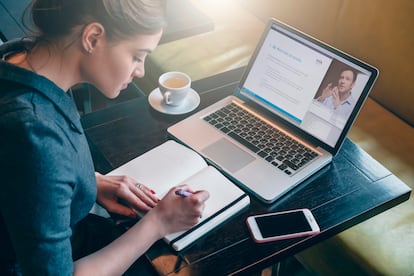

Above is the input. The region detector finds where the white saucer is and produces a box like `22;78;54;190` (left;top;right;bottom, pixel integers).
148;88;200;115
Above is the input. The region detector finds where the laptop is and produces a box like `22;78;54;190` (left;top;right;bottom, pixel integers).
168;18;378;203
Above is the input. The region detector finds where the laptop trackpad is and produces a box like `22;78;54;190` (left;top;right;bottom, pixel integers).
202;138;255;173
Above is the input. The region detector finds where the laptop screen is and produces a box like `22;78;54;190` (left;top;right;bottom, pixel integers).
239;20;378;153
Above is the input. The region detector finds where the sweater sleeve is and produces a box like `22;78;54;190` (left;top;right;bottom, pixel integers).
1;112;77;275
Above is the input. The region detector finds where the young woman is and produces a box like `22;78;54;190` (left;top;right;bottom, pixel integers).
0;0;209;275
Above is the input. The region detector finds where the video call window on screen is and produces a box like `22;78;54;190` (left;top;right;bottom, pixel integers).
241;25;372;148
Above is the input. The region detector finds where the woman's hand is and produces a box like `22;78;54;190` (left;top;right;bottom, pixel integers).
144;185;210;237
95;172;160;218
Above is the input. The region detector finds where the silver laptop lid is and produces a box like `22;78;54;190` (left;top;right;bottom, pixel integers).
235;19;379;156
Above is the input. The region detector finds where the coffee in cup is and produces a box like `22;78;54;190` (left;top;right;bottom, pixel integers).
158;71;191;106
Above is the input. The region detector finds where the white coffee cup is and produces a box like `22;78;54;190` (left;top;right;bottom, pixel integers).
158;71;191;106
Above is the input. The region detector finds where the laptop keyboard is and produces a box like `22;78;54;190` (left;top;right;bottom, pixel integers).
203;103;318;175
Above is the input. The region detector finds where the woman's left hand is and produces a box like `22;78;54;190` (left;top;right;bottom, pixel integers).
95;172;160;218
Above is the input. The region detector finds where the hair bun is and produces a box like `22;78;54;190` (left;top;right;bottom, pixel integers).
31;0;70;37
28;0;166;41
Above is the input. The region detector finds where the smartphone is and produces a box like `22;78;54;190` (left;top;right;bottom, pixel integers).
246;209;320;243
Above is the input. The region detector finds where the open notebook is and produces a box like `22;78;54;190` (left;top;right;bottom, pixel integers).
105;140;250;251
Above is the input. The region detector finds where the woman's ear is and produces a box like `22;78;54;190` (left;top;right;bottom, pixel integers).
81;22;105;54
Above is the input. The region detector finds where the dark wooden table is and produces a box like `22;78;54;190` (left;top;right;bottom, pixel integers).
81;67;411;275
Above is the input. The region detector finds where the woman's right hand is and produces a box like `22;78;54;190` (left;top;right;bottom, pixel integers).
144;185;210;238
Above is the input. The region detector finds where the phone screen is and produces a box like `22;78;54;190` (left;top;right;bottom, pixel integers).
255;211;312;238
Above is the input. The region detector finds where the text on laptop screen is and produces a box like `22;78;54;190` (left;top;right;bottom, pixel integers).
240;24;373;148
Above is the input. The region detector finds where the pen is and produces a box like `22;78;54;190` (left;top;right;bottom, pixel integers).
175;188;193;197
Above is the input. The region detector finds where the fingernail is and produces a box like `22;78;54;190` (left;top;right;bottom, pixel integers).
129;210;137;218
151;189;156;194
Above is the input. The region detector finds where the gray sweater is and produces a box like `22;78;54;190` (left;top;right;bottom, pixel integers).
0;40;96;275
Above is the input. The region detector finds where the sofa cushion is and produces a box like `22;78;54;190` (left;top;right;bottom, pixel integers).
239;0;414;126
135;0;265;94
298;97;414;275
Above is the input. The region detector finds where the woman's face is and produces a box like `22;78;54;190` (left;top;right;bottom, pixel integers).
84;30;163;99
